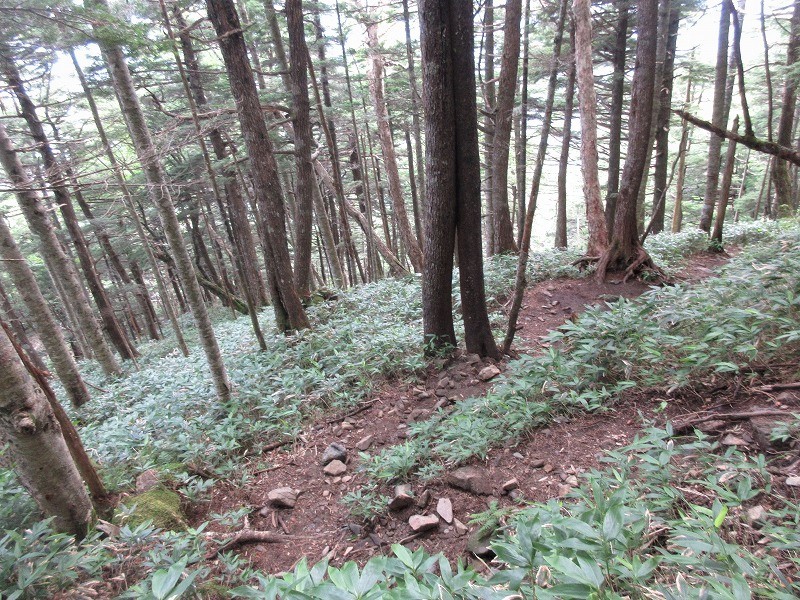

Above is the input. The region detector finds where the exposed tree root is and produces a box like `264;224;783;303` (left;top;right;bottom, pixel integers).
205;530;300;559
671;409;794;435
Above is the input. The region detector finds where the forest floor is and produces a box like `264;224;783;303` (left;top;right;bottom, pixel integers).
190;247;799;578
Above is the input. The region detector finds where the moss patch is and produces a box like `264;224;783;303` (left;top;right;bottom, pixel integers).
121;488;186;531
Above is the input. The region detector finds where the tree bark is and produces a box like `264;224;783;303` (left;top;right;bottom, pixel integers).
0;324;92;538
671;75;693;232
483;0;497;254
711;116;739;243
605;0;630;231
90;0;231;400
0;278;46;371
516;0;532;245
573;0;609;257
420;0;499;358
402;0;426;217
596;0;660;281
365;21;424;272
699;0;731;232
206;0;310;332
489;0;522;255
556;26;576;249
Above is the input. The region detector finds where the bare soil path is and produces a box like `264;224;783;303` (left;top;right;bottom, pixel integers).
194;249;798;576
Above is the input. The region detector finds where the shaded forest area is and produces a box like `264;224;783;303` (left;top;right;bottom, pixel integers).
1;0;800;597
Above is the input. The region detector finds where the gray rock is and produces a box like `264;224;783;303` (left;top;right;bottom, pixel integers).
453;518;469;536
416;489;431;508
436;497;453;524
267;487;298;509
478;365;501;381
388;484;414;511
323;460;347;476
721;434;747;446
437;377;452;390
409;514;439;532
408;408;428;422
746;505;767;524
530;459;546;468
135;469;160;492
355;435;374;451
447;466;493;495
466;531;495;559
786;476;800;487
502;478;519;492
321;443;347;466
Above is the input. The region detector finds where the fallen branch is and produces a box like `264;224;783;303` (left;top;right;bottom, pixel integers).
674;110;800;166
672;409;794;434
325;398;379;425
206;530;300;559
757;382;800;392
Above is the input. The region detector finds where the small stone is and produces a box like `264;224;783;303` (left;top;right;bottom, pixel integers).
346;523;362;536
447;466;493;495
465;353;481;364
513;452;525;460
557;484;572;497
355;435;374;451
321;443;347;466
786;476;800;487
437;377;452;389
509;489;523;501
135;469;160;492
417;391;432;400
746;505;767;524
333;477;342;484
478;365;501;381
388;484;414;511
436;497;453;523
267;487;298;509
543;464;555;473
396;430;408;439
408;408;428;422
341;422;353;431
434;398;453;411
502;478;519;492
466;531;495;559
409;514;439;532
342;475;353;483
453;518;468;536
322;490;331;498
323;460;347;476
565;475;578;487
416;489;431;508
530;459;546;468
435;388;449;397
258;506;270;517
721;434;747;446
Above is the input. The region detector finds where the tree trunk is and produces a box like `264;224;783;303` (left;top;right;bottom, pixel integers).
770;0;800;215
483;0;497;254
420;0;499;358
0;278;46;371
0;122;122;377
366;21;424;272
671;76;693;232
605;0;630;231
596;0;660;281
91;0;231;400
556;26;576;249
516;0;532;245
699;0;731;232
711;116;739;243
206;0;310;332
402;0;426;217
0;324;92;538
0;208;91;407
489;0;522;255
573;0;609;257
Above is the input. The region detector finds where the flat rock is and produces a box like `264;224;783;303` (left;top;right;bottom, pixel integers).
786;476;800;487
321;443;348;466
478;365;501;381
267;487;298;509
436;497;453;524
436;377;452;390
355;435;374;451
323;460;347;476
135;469;160;492
408;408;428;422
746;505;767;525
530;459;546;468
416;489;431;508
409;514;439;533
447;466;493;495
721;434;747;446
502;478;519;492
557;484;572;497
453;518;469;536
388;484;414;511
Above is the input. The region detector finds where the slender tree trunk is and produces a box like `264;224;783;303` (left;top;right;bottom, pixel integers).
402;0;426;216
0;324;92;538
770;0;800;215
206;0;310;333
605;0;630;231
489;0;522;255
365;21;424;271
516;0;532;245
671;77;693;232
699;0;731;232
0;278;45;371
483;0;497;254
573;0;609;257
91;0;231;400
596;0;660;280
556;27;576;249
0;123;122;377
712;116;739;243
0;210;91;407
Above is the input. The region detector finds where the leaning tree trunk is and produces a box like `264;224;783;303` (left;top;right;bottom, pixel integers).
699;0;731;232
0;122;122;377
0;324;92;538
573;0;609;257
366;21;424;272
596;0;660;281
489;0;522;255
0;278;45;371
770;0;800;215
90;0;231;401
0;208;91;407
206;0;310;332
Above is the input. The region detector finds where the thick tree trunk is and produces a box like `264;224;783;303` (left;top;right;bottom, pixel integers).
0;324;92;538
91;0;231;400
0;123;122;377
596;0;660;281
0;209;91;407
206;0;310;332
286;0;314;298
770;0;800;215
420;0;499;358
605;0;630;231
489;0;522;255
699;0;731;232
0;278;45;371
366;22;424;272
556;28;576;249
573;0;609;257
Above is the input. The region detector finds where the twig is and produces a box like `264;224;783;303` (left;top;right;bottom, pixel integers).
672;409;794;434
757;382;800;392
325;398;379;425
205;530;301;559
